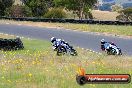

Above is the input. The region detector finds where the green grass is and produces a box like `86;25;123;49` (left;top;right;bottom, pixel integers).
23;39;51;51
0;37;131;88
49;23;132;36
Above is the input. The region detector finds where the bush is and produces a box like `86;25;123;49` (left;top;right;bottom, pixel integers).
111;5;123;12
116;8;132;22
44;8;66;18
23;0;48;17
5;5;32;17
0;0;14;16
120;8;132;16
0;38;24;51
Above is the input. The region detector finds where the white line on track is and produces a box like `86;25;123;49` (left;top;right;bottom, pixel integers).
73;30;78;32
81;47;102;55
18;24;22;26
65;29;71;31
5;34;8;36
16;36;20;38
10;34;14;36
21;37;24;39
6;23;10;24
92;51;95;53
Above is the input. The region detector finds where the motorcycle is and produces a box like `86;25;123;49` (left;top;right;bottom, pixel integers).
101;43;122;55
56;44;77;56
105;47;122;55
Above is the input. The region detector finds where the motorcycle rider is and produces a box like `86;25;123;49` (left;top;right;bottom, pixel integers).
101;39;107;51
51;37;70;51
101;39;119;55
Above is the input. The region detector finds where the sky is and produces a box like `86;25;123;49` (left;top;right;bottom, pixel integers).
98;0;132;4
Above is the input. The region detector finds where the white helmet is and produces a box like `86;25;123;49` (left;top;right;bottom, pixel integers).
101;39;106;44
51;37;56;43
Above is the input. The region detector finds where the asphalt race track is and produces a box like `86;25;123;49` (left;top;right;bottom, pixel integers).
0;24;132;55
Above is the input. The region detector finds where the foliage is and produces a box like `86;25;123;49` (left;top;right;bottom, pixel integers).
0;0;14;16
5;5;32;17
23;0;48;17
116;8;132;22
44;8;66;18
1;0;96;18
54;0;97;19
120;8;132;16
111;4;123;12
22;0;54;8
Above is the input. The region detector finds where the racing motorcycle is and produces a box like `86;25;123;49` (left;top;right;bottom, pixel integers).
56;43;77;56
105;47;122;55
101;44;122;55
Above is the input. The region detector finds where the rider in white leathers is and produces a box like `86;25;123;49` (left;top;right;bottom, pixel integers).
51;37;69;50
101;39;119;55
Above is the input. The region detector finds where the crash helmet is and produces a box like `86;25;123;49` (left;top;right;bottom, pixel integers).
51;37;56;43
101;39;106;44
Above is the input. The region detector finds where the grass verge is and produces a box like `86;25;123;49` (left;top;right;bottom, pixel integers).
0;34;131;88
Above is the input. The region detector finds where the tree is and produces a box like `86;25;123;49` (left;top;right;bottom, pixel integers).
0;0;14;16
111;4;123;12
44;8;66;18
121;8;132;16
5;5;32;17
116;8;132;22
45;0;55;8
21;0;54;8
23;0;49;17
54;0;97;19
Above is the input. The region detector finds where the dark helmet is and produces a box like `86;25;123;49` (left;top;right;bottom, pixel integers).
51;37;56;43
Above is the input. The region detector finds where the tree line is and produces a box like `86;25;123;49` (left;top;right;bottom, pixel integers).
0;0;97;19
0;0;131;21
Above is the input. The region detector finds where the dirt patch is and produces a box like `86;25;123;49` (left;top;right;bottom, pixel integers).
92;10;120;21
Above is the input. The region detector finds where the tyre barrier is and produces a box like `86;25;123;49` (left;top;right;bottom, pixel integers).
0;38;24;51
0;16;132;25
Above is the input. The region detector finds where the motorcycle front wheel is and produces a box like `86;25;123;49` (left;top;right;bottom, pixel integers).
70;49;78;56
56;46;67;56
